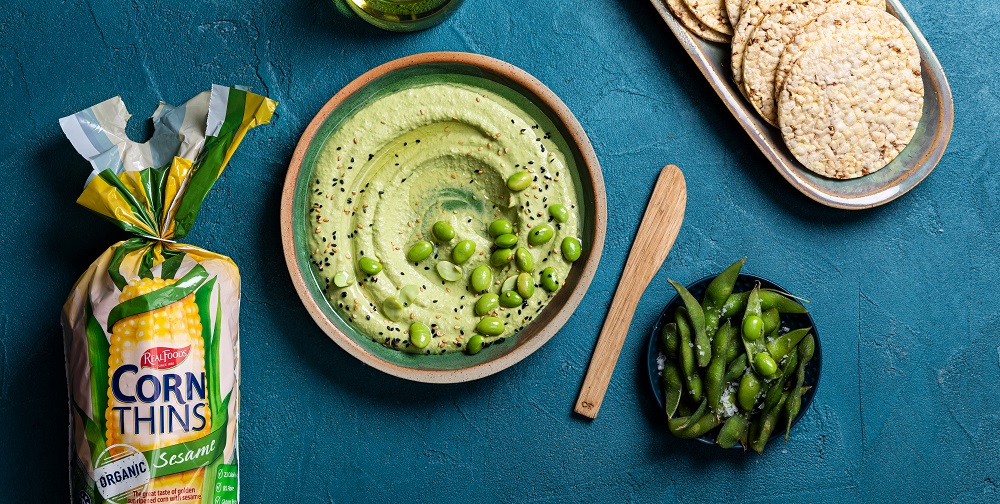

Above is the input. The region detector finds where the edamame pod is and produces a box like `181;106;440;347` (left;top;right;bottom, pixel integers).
688;372;704;404
759;289;808;314
662;362;683;418
668;413;721;439
702;258;745;343
766;327;812;364
761;352;797;414
721;291;750;318
716;413;749;449
706;320;732;413
784;334;815;440
675;399;708;430
712;320;735;354
783;388;802;442
676;307;700;402
723;354;748;384
676;401;694;418
725;334;741;364
762;307;780;335
669;279;710;367
704;258;746;309
738;370;762;411
740;286;766;363
660;323;679;359
751;391;789;454
761;380;782;414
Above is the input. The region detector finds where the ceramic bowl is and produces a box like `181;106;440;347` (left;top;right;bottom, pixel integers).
646;273;822;447
281;52;607;383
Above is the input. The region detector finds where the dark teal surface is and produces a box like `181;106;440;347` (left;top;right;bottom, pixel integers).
1;0;998;502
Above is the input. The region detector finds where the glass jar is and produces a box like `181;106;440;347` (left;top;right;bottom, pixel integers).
343;0;465;32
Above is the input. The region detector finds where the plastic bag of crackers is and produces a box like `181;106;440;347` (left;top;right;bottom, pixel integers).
60;85;275;504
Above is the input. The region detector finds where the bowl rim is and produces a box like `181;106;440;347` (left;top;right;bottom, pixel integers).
646;272;822;448
280;51;608;383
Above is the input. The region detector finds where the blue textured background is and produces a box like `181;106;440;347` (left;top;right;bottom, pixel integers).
1;0;998;502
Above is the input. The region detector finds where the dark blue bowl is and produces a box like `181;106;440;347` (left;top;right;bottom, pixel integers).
646;273;822;448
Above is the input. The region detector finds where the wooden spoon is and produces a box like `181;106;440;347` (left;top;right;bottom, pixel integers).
574;164;687;419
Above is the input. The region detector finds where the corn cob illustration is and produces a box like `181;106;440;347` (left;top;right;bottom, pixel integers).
106;277;210;499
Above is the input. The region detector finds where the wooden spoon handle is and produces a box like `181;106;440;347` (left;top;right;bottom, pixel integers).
574;165;687;419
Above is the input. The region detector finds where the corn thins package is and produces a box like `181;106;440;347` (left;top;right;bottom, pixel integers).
60;86;276;504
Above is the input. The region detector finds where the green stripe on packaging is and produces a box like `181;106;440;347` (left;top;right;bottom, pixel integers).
106;264;209;328
84;297;111;446
143;408;229;479
171;89;248;238
160;250;186;279
96;169;159;235
74;403;107;476
108;238;152;290
209;292;225;419
194;277;226;423
140;165;170;230
137;246;158;280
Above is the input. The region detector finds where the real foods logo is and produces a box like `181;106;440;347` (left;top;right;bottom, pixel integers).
140;345;191;370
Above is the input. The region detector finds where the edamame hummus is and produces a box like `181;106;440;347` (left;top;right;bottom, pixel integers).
308;81;582;355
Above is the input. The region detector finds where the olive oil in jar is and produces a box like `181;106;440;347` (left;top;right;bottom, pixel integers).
343;0;465;31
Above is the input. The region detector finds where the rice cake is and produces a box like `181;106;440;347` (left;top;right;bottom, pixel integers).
666;0;732;43
730;0;789;96
742;0;886;126
777;11;923;178
774;3;888;104
683;0;734;35
725;0;743;28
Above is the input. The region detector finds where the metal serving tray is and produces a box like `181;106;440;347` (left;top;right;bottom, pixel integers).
649;0;954;209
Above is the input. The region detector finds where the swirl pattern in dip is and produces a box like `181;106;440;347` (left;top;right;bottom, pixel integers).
308;82;582;354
